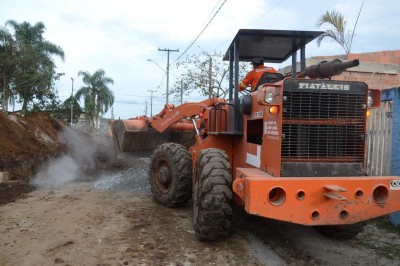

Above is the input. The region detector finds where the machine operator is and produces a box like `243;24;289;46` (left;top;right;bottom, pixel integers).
238;57;277;92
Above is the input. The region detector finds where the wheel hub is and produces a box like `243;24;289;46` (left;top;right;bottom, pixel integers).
158;166;171;186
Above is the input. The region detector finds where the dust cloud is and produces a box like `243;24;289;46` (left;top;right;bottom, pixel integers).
31;127;110;188
31;155;79;187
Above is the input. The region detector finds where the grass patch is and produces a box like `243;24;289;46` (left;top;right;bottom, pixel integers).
355;218;400;260
374;218;400;234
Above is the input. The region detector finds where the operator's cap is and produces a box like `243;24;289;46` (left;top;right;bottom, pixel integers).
251;56;264;64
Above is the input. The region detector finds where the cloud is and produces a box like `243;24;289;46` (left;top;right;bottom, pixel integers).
115;99;142;105
2;0;400;119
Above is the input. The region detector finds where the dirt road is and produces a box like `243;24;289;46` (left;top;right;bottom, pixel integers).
1;158;400;266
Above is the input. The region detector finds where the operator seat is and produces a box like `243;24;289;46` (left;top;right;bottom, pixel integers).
254;72;284;90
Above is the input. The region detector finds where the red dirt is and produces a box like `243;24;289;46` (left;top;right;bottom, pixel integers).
0;112;66;180
0;111;127;205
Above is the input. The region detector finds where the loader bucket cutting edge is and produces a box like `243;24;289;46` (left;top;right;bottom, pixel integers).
112;119;196;152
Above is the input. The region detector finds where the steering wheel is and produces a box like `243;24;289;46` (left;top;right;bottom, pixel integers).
239;88;252;95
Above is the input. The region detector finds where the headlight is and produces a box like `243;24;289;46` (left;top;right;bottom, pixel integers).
367;95;373;107
265;92;274;103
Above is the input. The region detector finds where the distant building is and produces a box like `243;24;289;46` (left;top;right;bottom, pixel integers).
74;112;111;133
279;50;400;90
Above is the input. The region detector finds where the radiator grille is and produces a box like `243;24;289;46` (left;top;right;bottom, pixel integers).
283;92;366;119
282;124;364;160
281;80;367;163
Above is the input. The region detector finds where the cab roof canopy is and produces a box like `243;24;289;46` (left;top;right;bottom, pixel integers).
223;29;323;63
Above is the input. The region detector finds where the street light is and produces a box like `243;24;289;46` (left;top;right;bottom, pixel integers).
147;58;166;74
71;77;74;126
147;58;169;105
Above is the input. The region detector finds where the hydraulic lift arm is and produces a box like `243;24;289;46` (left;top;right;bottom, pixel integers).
148;98;226;133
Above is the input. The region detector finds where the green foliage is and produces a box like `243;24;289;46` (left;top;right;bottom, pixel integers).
170;51;248;101
315;10;352;54
61;96;82;122
26;95;82;123
316;3;364;55
75;69;114;129
0;20;65;113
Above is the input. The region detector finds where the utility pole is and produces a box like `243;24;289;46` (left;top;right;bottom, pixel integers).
144;101;148;116
158;48;179;104
70;77;74;126
147;89;157;117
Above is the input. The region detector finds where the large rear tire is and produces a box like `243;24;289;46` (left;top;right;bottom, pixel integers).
315;222;365;240
149;143;192;207
193;148;232;241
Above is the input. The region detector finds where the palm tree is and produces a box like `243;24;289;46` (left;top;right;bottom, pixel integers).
75;69;114;130
316;3;364;56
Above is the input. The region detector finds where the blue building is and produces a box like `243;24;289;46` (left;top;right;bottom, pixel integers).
382;87;400;228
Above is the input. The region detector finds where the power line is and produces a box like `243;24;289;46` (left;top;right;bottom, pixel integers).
201;0;224;28
174;0;227;63
211;0;287;53
246;0;287;28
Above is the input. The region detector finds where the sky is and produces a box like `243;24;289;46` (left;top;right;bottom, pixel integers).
1;0;400;119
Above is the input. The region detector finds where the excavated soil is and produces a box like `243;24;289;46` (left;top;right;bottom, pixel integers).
0;111;123;205
0;112;66;180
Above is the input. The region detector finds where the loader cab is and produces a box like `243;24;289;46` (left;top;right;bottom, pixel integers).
218;29;323;136
217;29;323;175
223;29;323;110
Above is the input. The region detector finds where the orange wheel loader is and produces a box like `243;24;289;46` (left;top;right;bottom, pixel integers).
112;29;400;241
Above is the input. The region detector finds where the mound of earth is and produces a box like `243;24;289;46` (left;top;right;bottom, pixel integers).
0;111;129;204
0;112;66;180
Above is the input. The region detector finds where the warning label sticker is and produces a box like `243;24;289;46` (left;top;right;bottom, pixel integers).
264;121;279;140
390;180;400;190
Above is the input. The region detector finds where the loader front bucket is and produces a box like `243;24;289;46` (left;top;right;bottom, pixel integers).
112;119;195;152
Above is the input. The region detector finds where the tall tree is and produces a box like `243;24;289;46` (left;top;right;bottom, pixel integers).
10;20;65;114
75;69;114;130
316;3;364;55
0;20;65;114
0;25;16;111
169;51;247;101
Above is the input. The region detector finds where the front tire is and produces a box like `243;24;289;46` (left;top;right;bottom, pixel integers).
193;148;232;241
149;143;192;207
315;222;365;239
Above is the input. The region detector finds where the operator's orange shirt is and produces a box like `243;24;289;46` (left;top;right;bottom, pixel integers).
239;65;277;91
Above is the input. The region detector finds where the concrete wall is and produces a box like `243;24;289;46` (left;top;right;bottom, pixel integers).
348;50;400;65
